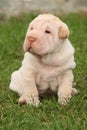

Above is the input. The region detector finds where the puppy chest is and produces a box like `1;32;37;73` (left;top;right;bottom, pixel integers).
35;59;62;91
36;73;62;92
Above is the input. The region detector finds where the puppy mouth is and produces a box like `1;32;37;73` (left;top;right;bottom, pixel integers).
27;47;35;54
27;47;42;58
27;47;48;58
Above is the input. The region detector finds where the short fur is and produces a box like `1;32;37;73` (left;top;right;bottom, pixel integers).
9;14;77;106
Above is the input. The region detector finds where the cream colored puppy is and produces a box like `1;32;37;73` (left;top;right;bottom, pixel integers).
9;14;77;106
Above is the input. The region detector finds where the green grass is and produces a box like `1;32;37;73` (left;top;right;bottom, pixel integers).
0;13;87;130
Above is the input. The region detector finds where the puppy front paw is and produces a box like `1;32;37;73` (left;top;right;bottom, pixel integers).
19;95;40;107
58;88;72;105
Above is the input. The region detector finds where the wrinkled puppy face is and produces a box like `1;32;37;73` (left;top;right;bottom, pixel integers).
23;14;69;56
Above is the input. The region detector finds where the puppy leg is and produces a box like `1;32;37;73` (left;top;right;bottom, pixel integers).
9;70;40;106
58;70;75;105
10;71;23;96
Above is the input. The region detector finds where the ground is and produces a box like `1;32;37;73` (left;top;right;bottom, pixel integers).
0;13;87;130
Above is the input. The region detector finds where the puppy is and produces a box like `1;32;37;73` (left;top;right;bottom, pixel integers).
9;14;77;106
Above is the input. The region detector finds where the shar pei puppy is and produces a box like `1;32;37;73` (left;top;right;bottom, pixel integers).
9;14;77;106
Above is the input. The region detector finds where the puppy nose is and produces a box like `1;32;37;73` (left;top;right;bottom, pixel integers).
28;36;36;43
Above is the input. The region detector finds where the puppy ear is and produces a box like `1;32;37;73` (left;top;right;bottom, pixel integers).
59;23;69;39
23;35;29;52
23;24;30;52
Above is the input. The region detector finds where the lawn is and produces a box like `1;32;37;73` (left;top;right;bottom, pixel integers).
0;13;87;130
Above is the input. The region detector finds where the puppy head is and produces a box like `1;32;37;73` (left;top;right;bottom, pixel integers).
23;14;69;56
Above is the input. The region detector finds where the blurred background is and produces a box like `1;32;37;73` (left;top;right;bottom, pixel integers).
0;1;87;130
0;0;87;18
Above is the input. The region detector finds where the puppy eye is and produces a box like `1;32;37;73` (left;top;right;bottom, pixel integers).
30;27;33;30
45;30;51;34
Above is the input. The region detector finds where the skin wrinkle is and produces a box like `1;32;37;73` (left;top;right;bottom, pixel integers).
9;14;77;106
